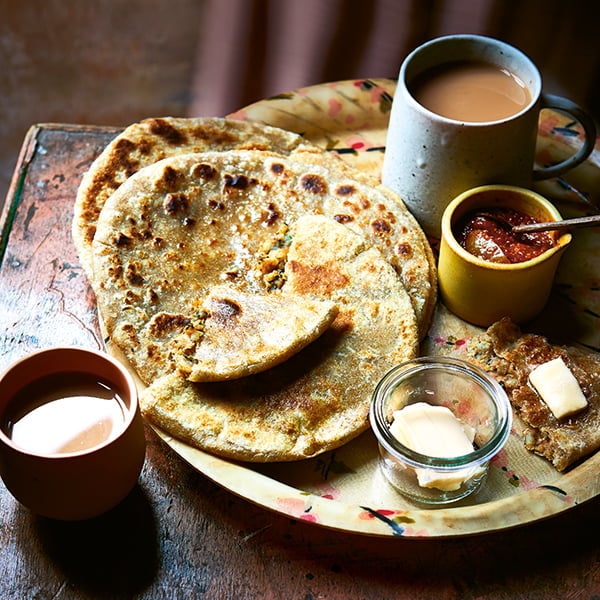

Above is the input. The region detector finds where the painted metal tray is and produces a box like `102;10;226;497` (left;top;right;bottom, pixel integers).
150;78;600;537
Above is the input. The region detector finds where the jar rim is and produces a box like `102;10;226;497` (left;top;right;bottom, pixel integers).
369;357;512;470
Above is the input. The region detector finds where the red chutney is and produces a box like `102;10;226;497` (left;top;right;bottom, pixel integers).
454;207;556;264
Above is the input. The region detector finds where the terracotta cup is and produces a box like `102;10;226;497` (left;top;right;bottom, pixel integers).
438;185;572;327
0;347;146;520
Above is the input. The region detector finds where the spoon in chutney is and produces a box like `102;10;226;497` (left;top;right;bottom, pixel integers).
511;214;600;233
473;211;600;234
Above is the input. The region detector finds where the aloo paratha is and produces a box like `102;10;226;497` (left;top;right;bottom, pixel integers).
91;152;421;460
73;117;324;278
137;215;419;461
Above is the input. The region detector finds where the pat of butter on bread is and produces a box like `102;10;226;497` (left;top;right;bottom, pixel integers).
529;357;588;420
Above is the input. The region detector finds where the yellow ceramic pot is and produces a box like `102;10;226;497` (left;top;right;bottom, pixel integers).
438;185;572;327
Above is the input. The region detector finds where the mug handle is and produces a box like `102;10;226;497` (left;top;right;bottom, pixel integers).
533;93;597;180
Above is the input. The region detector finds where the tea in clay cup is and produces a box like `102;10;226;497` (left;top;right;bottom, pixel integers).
382;34;597;237
438;185;572;327
0;347;146;520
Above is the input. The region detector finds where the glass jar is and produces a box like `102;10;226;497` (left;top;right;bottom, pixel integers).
370;357;512;505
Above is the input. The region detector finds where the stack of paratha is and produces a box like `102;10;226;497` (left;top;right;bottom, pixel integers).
74;117;437;462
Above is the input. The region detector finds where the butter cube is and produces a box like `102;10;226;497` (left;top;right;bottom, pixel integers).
529;357;588;420
390;402;483;491
390;402;474;457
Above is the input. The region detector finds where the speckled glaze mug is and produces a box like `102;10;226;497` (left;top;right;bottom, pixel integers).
382;34;597;237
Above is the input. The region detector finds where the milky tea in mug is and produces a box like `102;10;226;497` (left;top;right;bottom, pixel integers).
409;60;531;123
382;35;597;237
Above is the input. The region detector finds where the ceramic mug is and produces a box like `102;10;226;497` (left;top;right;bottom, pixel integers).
382;34;597;237
438;185;572;327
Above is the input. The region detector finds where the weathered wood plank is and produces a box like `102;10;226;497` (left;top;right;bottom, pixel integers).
1;124;599;599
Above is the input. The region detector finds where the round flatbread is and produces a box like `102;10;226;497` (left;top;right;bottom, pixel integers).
92;151;422;460
138;215;419;462
74;117;437;336
73;116;325;278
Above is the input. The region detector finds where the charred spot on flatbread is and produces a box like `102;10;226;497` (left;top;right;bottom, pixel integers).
124;263;144;286
300;173;327;195
371;218;393;235
335;184;356;196
147;313;192;337
223;173;257;190
153;165;185;192
147;118;187;146
113;232;133;247
112;138;140;172
192;162;218;180
164;193;189;216
270;162;284;175
397;242;413;257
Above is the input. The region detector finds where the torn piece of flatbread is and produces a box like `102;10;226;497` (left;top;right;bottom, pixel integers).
171;285;338;382
457;317;600;471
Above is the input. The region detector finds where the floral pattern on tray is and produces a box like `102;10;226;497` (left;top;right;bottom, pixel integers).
150;79;600;538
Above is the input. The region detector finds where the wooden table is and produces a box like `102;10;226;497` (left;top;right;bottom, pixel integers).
1;124;599;599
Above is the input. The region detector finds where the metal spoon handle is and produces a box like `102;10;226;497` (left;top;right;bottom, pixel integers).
512;214;600;233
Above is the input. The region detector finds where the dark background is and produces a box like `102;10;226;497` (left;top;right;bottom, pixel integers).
1;0;599;208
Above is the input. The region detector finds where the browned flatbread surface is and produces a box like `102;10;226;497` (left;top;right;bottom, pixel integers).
458;317;600;471
138;214;418;462
73;116;324;278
